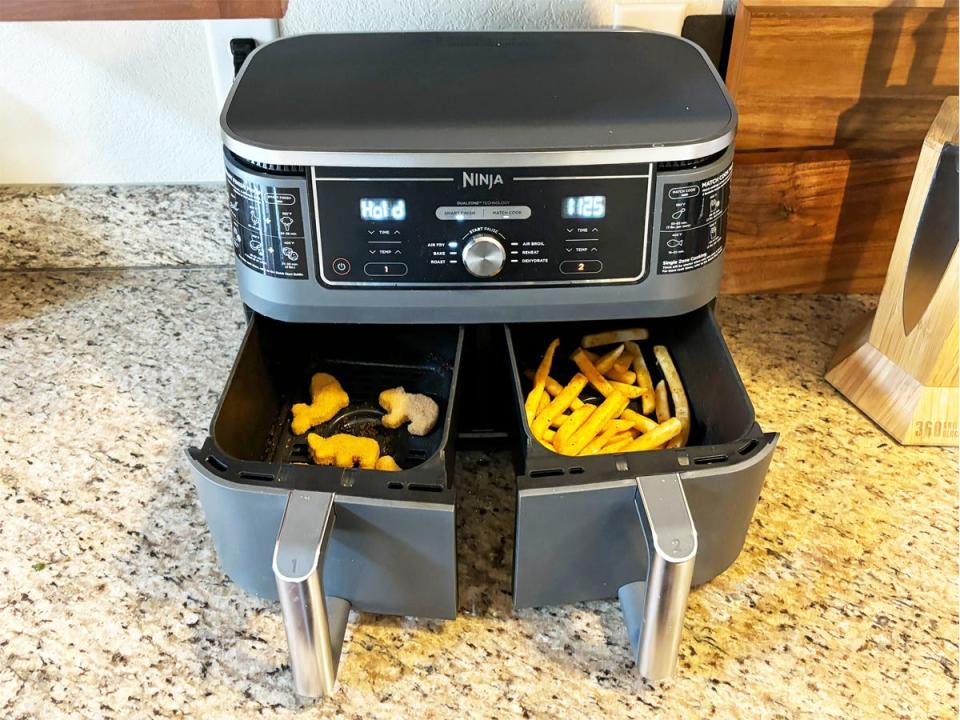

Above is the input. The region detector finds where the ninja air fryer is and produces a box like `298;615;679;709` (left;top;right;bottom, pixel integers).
188;31;778;698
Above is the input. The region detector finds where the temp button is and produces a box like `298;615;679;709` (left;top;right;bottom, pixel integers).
560;260;603;275
364;262;408;277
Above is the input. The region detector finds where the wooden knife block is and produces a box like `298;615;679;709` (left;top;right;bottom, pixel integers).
826;98;959;446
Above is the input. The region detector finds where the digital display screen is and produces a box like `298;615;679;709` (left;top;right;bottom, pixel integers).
360;198;406;222
562;195;606;219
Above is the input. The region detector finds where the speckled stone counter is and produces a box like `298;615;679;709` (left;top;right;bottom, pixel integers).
0;190;956;719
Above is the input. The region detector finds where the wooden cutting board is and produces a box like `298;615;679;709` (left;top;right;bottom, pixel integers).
722;0;958;293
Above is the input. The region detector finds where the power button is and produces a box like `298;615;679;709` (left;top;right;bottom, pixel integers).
331;257;351;276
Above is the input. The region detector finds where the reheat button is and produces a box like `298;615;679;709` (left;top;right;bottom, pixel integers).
560;260;603;275
363;262;408;277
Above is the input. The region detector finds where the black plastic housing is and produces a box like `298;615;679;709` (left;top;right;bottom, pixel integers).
190;316;463;500
506;304;767;481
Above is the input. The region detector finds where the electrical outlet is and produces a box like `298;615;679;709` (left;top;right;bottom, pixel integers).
204;19;279;107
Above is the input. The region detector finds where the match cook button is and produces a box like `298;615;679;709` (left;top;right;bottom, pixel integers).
331;257;351;275
560;260;603;275
363;262;408;277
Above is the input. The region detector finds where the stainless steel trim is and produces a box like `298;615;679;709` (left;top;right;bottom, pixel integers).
223;133;734;168
314;177;454;182
518;477;637;496
311;167;651;287
618;474;697;682
273;491;351;699
513;174;651;180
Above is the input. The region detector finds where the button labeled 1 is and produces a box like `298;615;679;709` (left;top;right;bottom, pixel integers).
560;260;602;275
364;262;408;277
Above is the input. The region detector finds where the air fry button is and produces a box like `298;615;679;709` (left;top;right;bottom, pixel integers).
332;257;351;275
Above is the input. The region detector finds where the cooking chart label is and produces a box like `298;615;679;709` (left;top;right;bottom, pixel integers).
658;164;731;275
226;169;308;279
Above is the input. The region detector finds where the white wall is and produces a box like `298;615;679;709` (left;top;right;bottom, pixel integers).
0;0;726;184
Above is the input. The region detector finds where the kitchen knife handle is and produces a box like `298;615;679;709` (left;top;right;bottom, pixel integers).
618;474;697;682
273;491;351;699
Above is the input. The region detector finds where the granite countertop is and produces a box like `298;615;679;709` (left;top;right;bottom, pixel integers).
0;187;956;719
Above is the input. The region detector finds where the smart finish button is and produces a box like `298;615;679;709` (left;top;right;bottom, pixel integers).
332;257;351;275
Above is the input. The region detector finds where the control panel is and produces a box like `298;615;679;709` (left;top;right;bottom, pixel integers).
311;164;654;287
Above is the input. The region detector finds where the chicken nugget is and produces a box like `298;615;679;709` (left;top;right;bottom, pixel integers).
290;373;350;435
307;433;380;469
375;455;402;472
379;387;440;436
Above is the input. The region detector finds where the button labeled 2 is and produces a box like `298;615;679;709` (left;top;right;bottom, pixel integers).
363;262;408;277
560;260;603;275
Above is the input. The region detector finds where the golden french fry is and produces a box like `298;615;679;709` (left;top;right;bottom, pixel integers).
623;417;681;452
608;380;644;399
525;370;585;410
654;379;671;424
571;348;616;397
542;428;556;443
553;404;596;451
625;341;656;416
581;328;649;348
525;338;560;423
595;345;624;374
622;408;659;434
603;430;637;447
559;391;629;456
531;373;588;438
537;392;550;413
600;435;635;453
607;368;637;384
653;345;691;448
612;348;635;375
579;419;635;455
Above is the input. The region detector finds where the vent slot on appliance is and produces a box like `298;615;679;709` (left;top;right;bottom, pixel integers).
656;149;727;172
693;453;728;466
226;149;305;176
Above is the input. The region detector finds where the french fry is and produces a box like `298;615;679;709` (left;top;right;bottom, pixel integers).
531;373;588;438
608;380;644;399
623;417;682;452
525;338;560;423
602;430;637;448
625;341;656;416
579;419;635;455
571;347;616;397
607;368;637;384
559;391;629;456
537;392;550;413
654;379;671;424
653;345;691;448
595;345;624;374
552;404;596;451
581;328;649;348
542;428;556;443
612;347;635;375
525;370;585;410
622;408;659;434
600;434;635;453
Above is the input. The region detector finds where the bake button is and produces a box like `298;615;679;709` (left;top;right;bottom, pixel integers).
560;260;603;275
331;257;351;275
364;262;408;277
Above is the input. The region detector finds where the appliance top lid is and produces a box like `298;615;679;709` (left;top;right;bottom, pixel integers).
222;31;736;157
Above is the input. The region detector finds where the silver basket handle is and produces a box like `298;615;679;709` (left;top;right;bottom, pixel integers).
273;491;352;699
618;474;697;682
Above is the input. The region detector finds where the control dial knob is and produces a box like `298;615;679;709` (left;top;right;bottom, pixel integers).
462;234;506;278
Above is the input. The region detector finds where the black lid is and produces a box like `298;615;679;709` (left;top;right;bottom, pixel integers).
222;31;735;154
